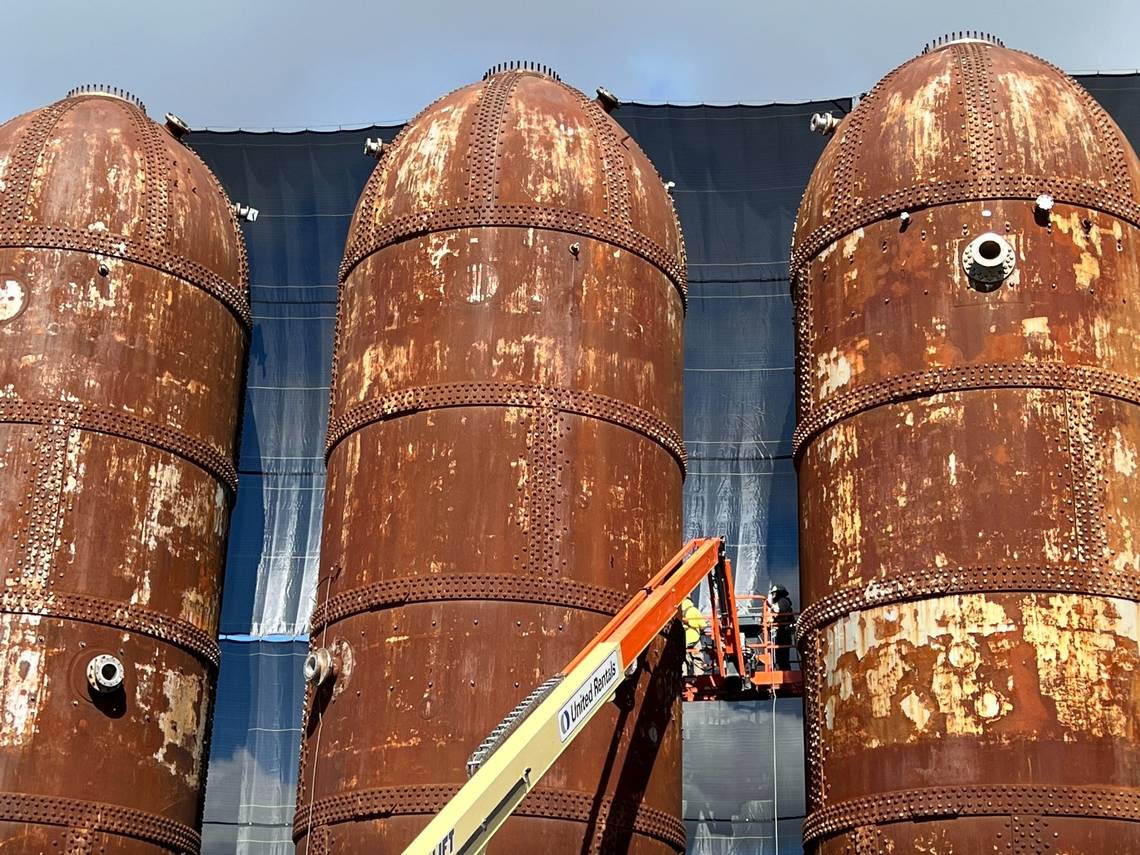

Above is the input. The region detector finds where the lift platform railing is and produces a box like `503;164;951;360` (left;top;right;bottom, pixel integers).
737;594;802;673
682;594;804;701
403;537;729;855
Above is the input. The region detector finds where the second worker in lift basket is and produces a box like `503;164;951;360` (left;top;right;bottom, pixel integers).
768;584;794;671
680;597;708;676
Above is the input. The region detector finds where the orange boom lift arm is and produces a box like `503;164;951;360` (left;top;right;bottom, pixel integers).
404;537;732;855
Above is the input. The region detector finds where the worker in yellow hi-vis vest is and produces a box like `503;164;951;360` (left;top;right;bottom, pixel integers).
680;597;708;676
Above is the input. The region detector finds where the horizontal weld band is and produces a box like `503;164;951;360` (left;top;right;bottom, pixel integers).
310;573;633;633
0;590;220;670
0;397;238;493
293;784;686;852
790;173;1140;284
803;784;1140;844
339;204;687;306
793;361;1140;457
0;223;251;329
0;791;200;852
326;382;686;474
795;562;1139;644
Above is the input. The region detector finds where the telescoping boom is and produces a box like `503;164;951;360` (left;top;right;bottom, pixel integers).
405;537;730;855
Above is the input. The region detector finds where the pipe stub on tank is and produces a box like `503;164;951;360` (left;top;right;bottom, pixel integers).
304;647;336;686
86;654;125;693
962;231;1016;291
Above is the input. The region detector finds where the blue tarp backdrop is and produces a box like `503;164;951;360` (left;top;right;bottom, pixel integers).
188;73;1140;854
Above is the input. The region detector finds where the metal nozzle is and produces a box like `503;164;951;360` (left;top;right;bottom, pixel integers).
810;112;840;135
363;137;384;159
595;87;620;113
304;647;335;686
87;654;125;693
164;113;191;140
232;202;259;223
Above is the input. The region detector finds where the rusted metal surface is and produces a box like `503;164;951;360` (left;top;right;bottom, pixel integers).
297;63;687;853
792;35;1140;851
0;87;248;852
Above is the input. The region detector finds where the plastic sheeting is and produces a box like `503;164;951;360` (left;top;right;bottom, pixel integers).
617;101;842;604
202;130;400;637
201;641;307;854
191;74;1140;853
684;700;806;854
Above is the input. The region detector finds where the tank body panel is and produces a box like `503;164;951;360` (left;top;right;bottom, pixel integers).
299;68;687;853
793;39;1140;851
0;91;248;852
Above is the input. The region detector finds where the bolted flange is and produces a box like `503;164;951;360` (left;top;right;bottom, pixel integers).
87;654;125;693
304;647;336;686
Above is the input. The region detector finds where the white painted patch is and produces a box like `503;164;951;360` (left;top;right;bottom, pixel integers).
427;234;457;270
816;348;853;398
900;690;931;731
154;668;203;785
1111;428;1137;476
466;263;500;304
974;690;1004;719
141;460;183;551
0;616;45;748
947;452;958;486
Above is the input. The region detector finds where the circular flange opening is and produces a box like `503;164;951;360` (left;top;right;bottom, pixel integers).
0;277;27;323
87;654;125;693
304;647;334;686
977;238;1002;260
962;231;1015;291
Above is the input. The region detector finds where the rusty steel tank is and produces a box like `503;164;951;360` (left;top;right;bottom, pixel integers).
0;86;248;851
791;33;1140;852
295;62;687;853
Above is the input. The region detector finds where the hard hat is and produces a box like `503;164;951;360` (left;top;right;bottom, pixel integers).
769;583;788;596
681;598;694;610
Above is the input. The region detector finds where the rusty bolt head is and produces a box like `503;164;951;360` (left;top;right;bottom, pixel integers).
164;113;191;140
810;112;840;135
97;262;110;277
363;137;384;159
596;87;620;113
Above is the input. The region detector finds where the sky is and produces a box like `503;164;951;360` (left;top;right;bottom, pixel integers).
4;0;1139;130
